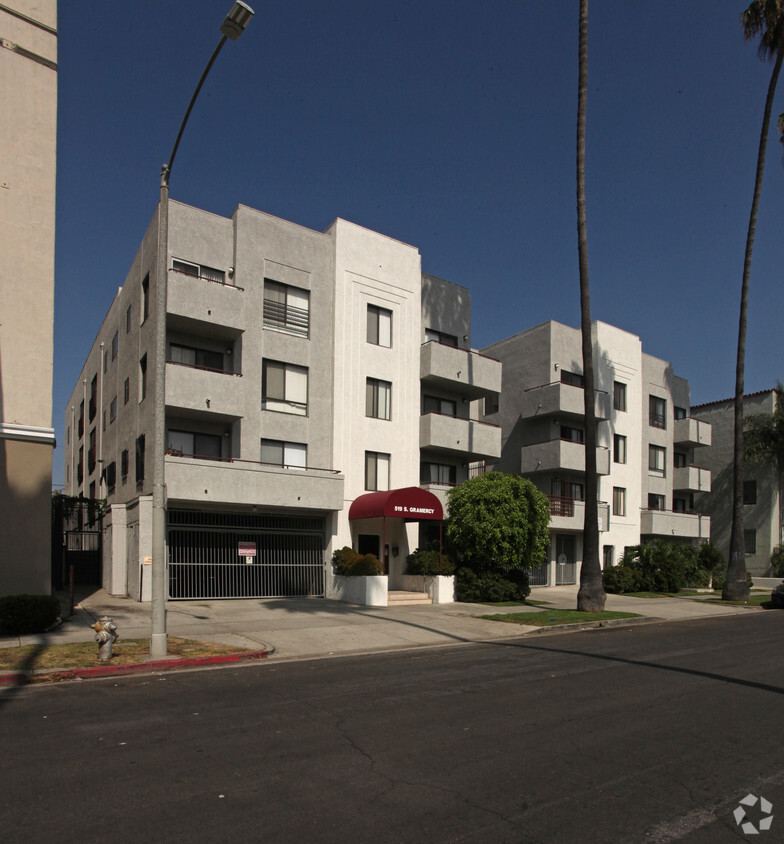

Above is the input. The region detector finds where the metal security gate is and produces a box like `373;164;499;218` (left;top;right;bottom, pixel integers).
167;510;326;599
64;530;102;586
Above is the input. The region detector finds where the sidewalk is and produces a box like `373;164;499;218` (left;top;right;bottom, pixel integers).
0;584;771;683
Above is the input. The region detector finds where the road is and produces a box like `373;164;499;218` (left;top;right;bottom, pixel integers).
1;612;782;842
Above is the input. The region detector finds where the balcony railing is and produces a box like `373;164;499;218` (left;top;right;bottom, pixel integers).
169;266;243;291
166;359;241;377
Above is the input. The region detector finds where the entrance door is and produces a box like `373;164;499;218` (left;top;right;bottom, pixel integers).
555;534;577;585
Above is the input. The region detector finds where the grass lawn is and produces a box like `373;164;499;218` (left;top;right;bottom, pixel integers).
478;609;641;627
0;637;253;673
701;594;773;608
479;599;552;607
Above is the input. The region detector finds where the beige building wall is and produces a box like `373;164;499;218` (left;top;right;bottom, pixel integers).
0;1;57;595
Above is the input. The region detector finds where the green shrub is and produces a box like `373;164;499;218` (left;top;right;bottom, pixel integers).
455;567;530;603
770;546;784;577
405;548;455;577
602;565;641;594
331;546;383;576
619;541;702;593
712;570;726;592
0;594;61;634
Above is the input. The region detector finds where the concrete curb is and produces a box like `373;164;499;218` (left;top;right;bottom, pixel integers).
0;648;270;686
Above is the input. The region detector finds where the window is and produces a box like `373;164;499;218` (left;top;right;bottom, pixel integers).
560;370;584;388
262;360;308;415
89;375;97;421
169;343;223;371
423;395;456;417
561;425;584;443
649;445;666;475
365;451;390;491
104;349;108;373
420;462;457;485
139;355;148;401
613;487;626;517
260;439;307;470
111;332;118;360
674;406;687;420
78;400;85;437
89;481;96;500
77;446;84;485
263;280;309;338
172;258;225;285
167;430;222;460
673;496;689;513
743;480;757;505
141;274;149;323
745;530;757;555
603;546;615;569
105;461;116;494
126;305;132;333
110;396;117;423
648;493;666;510
613;434;627;464
425;328;458;347
483;394;500;415
649;395;667;429
102;410;106;432
66;426;70;445
674;451;688;468
88;428;96;473
135;434;145;482
553;480;585;500
124;378;130;405
613;381;627;412
367;305;392;347
121;449;129;482
366;378;392;420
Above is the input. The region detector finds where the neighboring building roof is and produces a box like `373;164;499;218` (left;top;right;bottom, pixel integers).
691;388;777;411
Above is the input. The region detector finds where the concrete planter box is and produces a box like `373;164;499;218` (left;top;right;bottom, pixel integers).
398;574;455;604
328;574;388;607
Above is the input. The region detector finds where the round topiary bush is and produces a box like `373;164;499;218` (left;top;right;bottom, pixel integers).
0;594;61;634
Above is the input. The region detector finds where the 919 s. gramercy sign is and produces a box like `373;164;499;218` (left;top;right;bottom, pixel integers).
394;505;436;515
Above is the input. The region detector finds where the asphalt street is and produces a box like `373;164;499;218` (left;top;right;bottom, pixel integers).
2;612;782;843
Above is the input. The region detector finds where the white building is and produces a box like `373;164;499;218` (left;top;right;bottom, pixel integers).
480;321;711;585
63;201;501;602
0;0;57;595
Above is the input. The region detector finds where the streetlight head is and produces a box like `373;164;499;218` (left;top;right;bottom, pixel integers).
220;1;254;40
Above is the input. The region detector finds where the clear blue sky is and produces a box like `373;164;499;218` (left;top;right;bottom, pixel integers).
53;0;783;486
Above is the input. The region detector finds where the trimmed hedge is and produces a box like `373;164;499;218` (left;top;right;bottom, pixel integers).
331;546;384;577
405;548;455;577
455;567;531;603
0;594;61;634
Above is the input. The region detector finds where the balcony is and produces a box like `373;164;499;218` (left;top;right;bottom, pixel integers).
673;465;711;493
640;508;710;540
519;382;611;421
547;496;611;532
167;267;245;331
521;439;611;475
165;361;244;419
674;417;711;448
419;412;501;459
419;342;502;399
165;455;344;511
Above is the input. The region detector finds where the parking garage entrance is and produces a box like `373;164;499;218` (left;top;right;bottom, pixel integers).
167;509;326;599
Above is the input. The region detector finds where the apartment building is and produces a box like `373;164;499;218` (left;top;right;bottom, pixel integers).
63;201;501;601
0;0;57;595
480;321;711;585
691;389;782;576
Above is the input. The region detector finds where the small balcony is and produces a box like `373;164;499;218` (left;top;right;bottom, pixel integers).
419;342;502;399
673;465;711;493
165;361;244;419
640;508;710;540
165;455;344;511
521;439;611;475
519;382;611;421
674;417;711;448
167;267;245;331
419;412;501;459
547;496;611;533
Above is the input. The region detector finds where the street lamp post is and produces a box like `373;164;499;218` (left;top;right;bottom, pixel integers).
150;2;254;658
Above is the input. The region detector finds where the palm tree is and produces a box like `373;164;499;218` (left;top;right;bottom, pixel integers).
726;1;784;601
575;0;605;612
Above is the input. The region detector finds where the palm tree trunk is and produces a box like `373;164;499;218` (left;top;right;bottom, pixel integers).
575;0;605;612
726;49;783;601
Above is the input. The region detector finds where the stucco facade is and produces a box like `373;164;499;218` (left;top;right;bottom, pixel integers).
0;0;57;595
64;201;500;600
691;390;782;576
481;321;710;585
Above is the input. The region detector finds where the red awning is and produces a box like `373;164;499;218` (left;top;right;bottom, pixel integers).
348;487;444;521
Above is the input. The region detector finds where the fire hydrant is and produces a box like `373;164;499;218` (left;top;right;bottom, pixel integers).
91;616;119;661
